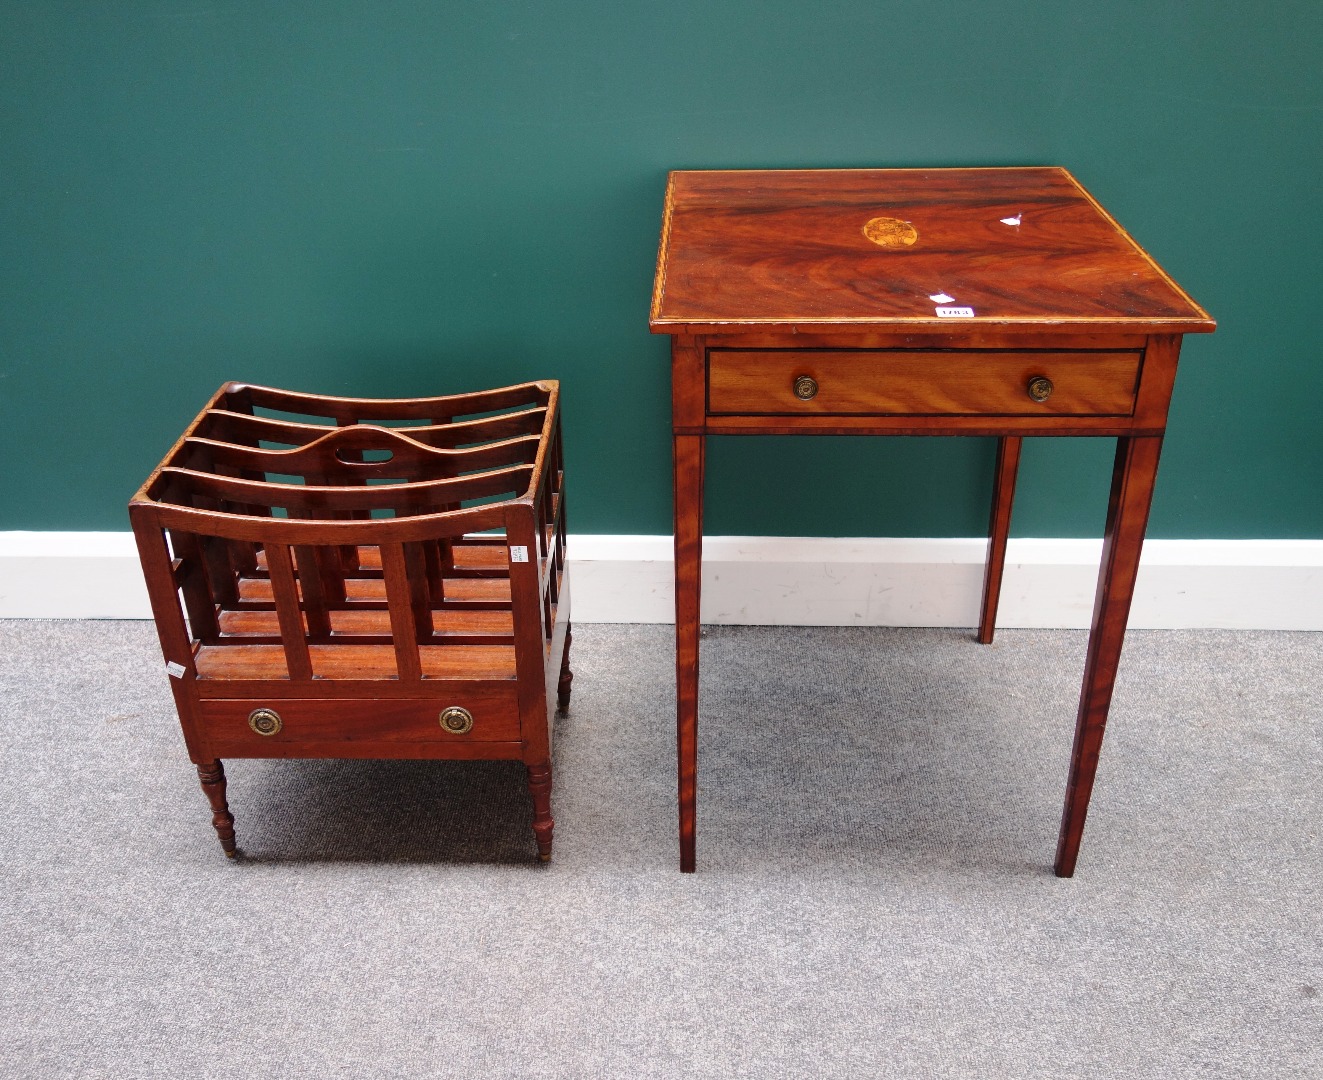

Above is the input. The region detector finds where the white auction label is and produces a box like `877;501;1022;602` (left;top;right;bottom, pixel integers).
508;545;530;563
935;306;975;318
165;661;187;679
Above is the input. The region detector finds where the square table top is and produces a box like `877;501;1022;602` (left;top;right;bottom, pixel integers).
649;168;1214;336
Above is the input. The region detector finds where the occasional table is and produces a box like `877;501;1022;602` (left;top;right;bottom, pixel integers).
649;168;1214;875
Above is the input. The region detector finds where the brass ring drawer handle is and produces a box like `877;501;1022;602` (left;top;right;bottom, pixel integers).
248;708;283;736
1027;375;1054;403
439;706;474;734
793;375;818;400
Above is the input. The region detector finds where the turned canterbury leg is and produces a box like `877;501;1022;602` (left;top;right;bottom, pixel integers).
673;435;705;873
196;760;237;857
556;623;574;714
1055;436;1163;877
526;761;554;862
978;435;1022;645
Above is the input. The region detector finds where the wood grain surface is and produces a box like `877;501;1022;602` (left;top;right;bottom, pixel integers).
707;349;1141;416
651;168;1215;334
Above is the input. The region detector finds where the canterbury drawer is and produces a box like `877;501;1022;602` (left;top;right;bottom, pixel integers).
707;349;1142;416
197;690;521;753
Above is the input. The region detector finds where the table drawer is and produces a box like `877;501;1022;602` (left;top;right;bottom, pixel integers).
197;689;521;755
707;349;1141;416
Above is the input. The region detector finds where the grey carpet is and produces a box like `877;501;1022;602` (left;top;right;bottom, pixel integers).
0;620;1319;1079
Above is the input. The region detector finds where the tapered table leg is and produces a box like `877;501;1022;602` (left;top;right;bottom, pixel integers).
978;436;1022;644
673;435;705;873
1055;436;1163;877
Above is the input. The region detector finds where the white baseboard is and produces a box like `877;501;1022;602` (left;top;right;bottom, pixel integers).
569;536;1323;630
0;533;156;620
1;532;1320;630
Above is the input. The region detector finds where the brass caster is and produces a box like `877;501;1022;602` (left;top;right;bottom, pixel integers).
224;849;237;859
537;852;552;863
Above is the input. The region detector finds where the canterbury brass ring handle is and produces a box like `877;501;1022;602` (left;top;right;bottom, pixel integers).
248;707;282;736
793;375;818;401
439;706;474;735
1026;375;1054;403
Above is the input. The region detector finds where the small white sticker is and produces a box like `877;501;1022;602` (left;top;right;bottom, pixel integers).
928;292;956;304
1000;214;1022;226
935;306;976;318
165;661;187;679
508;545;529;563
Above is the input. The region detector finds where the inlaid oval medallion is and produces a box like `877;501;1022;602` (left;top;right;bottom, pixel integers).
863;216;918;248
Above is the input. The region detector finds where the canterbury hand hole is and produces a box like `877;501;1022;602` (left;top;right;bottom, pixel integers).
336;447;395;464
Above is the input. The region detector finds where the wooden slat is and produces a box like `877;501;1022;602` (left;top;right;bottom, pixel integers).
193;643;518;681
263;542;313;680
204;634;515;647
293;545;332;638
447;542;509;576
196;406;548;452
344;608;512;634
403;542;434;641
423;540;446;602
146;500;509;547
236;574;512;605
316;543;348;606
380;542;422;681
229;539;260;577
185;494;247;589
237;380;551;422
157;463;533;516
180;430;541;482
167;530;221;643
215;608;514;646
441;578;513;602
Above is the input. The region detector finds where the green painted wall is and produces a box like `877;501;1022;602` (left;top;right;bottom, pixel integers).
2;2;1318;538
